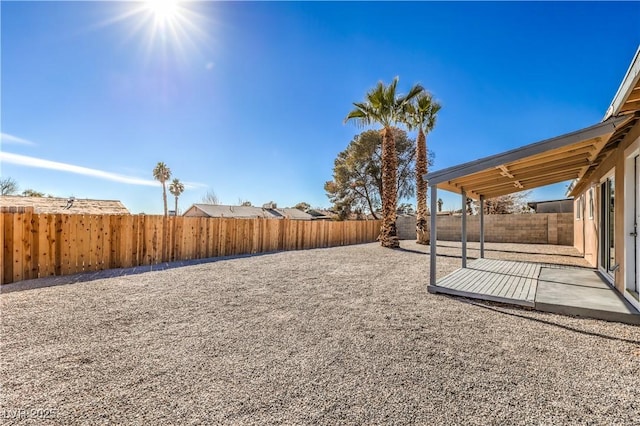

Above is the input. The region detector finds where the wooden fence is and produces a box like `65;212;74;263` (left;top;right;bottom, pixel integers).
0;213;381;285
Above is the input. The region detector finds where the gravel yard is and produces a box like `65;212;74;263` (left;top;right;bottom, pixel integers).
1;241;638;425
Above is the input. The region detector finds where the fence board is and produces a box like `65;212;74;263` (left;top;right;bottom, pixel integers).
54;215;63;276
12;213;24;282
23;211;34;280
59;215;72;275
38;214;50;277
143;216;151;264
118;215;135;268
3;213;14;283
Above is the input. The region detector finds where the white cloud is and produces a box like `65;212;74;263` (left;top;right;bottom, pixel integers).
182;180;208;190
0;152;160;187
1;133;36;146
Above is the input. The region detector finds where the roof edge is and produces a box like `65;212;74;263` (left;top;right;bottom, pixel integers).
604;45;640;120
425;114;630;185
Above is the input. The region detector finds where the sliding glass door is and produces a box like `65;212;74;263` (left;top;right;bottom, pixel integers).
600;176;616;278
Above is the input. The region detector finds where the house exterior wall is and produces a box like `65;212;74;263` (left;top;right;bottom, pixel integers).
183;206;208;217
573;124;640;292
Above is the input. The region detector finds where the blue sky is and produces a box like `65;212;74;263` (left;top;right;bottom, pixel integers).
2;1;639;214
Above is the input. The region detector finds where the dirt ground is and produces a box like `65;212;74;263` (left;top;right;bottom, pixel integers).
1;241;638;425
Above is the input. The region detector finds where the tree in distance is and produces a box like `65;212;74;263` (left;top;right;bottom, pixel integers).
325;128;433;220
169;178;185;216
293;202;311;211
201;190;220;205
473;192;532;214
398;203;415;215
0;177;19;195
22;189;45;197
153;162;172;217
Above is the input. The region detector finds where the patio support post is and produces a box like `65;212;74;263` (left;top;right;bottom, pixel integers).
430;184;437;286
461;188;467;268
479;195;485;259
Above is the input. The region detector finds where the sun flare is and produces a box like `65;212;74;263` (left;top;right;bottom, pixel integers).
145;0;180;24
92;0;211;65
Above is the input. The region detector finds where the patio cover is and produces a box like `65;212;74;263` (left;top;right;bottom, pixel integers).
424;113;634;200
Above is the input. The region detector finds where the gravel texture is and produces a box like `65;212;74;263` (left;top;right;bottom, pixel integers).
1;241;638;425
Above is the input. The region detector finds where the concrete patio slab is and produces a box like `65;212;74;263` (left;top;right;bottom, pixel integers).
535;268;640;325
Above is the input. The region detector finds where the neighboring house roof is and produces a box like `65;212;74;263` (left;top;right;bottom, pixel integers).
527;199;574;214
0;195;130;214
185;204;277;219
273;208;314;220
184;204;315;220
307;209;336;220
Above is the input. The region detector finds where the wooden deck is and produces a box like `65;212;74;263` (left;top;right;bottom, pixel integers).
428;258;542;307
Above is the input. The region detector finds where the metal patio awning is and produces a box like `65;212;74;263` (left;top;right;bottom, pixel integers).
424;114;635;200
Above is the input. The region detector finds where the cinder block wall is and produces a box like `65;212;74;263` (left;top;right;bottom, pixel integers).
396;215;417;240
396;213;573;245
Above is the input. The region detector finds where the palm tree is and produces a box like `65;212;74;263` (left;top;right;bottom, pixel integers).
153;162;172;216
169;178;185;216
407;92;441;245
345;77;423;248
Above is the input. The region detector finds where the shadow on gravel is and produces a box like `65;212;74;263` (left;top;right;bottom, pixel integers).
454;296;640;346
437;242;584;258
393;246;478;261
0;251;280;294
393;247;429;255
480;249;584;258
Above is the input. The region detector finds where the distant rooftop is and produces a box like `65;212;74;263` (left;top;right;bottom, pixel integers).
184;204;315;220
0;195;130;215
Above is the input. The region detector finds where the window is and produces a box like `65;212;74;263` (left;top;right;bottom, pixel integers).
576;195;582;220
588;188;594;220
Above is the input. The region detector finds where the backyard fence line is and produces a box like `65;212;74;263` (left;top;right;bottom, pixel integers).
396;213;574;245
0;213;381;285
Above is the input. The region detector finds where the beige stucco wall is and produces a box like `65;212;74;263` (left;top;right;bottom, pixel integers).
573;123;640;292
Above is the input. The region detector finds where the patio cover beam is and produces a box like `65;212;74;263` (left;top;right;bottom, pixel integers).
461;189;467;268
430;185;437;286
479;195;485;258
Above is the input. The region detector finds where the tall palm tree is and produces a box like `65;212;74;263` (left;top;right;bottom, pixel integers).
345;77;423;248
153;162;172;216
169;178;185;216
407;92;441;245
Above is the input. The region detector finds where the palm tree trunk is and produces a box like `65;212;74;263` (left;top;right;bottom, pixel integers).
379;127;399;248
175;196;179;217
415;128;429;244
162;183;168;217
